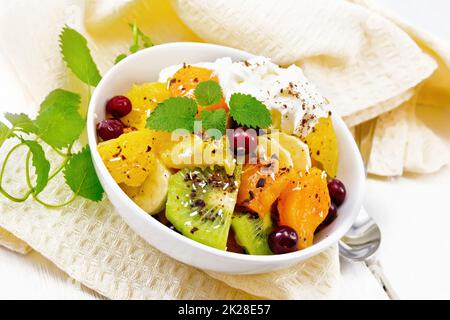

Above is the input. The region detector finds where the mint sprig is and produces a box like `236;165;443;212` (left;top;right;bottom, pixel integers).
229;93;272;129
147;87;272;136
147;97;228;137
0;25;112;207
115;22;154;64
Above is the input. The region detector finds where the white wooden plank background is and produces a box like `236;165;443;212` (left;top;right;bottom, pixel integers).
0;0;449;300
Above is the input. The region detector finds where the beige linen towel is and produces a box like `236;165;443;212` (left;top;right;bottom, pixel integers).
0;0;449;299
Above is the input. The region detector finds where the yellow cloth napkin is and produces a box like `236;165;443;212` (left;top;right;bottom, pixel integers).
0;0;449;299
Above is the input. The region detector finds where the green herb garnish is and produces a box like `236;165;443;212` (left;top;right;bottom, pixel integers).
34;89;85;149
147;86;272;135
0;122;13;147
194;80;223;106
22;140;50;195
4;113;37;134
229;93;272;129
0;86;99;205
60;27;102;87
115;22;154;64
0;23;149;208
200;109;227;136
64;147;104;202
147;97;198;132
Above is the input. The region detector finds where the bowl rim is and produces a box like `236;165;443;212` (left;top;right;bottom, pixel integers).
87;42;365;265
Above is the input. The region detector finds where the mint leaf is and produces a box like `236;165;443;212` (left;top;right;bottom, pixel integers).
0;121;12;148
40;89;80;112
22;140;50;195
147;97;198;132
34;89;85;149
200;109;227;136
194;81;223;106
64;147;104;202
5;113;37;134
60;27;102;87
229;93;272;129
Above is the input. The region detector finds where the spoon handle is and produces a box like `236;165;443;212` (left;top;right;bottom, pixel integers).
366;257;399;299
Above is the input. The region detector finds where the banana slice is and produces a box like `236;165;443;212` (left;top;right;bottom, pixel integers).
121;157;171;215
257;135;294;169
161;134;236;175
276;132;311;171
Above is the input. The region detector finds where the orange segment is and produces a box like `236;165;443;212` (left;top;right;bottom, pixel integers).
122;82;170;129
302;117;338;178
237;161;293;219
169;65;217;97
277;167;331;250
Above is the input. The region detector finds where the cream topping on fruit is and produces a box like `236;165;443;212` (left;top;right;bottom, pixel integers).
158;57;330;137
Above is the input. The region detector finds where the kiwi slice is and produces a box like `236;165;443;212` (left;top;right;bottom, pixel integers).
165;166;241;250
231;212;273;255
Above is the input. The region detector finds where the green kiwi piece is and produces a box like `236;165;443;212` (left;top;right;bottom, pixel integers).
165;166;242;250
231;212;273;255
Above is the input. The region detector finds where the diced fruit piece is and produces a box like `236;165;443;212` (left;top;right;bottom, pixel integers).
257;135;294;169
276;132;311;171
327;178;346;206
231;212;273;255
316;202;338;234
268;226;299;254
97;119;124;141
228;127;258;156
161;134;236;175
237;161;293;219
277;168;331;250
169;66;217;97
122;82;170;129
302;117;338;178
161;134;203;169
165;166;242;250
169;65;228;112
121;157;171;215
106;96;132;118
97;129;155;187
202;136;236;175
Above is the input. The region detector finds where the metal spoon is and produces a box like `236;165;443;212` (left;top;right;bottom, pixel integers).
338;119;397;299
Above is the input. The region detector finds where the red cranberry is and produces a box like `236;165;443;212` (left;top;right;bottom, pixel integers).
268;226;298;254
327;178;346;207
106;95;132;118
97;119;124;141
228;127;258;156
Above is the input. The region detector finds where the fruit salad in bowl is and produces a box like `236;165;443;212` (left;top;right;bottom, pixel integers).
87;43;365;274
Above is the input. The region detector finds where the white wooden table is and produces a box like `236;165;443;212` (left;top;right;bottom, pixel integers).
0;0;449;300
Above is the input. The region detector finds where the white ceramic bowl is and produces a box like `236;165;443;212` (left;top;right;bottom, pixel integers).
87;42;365;274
